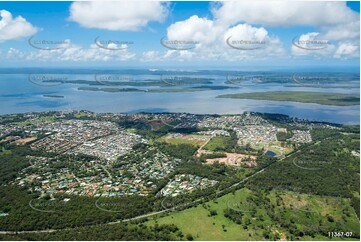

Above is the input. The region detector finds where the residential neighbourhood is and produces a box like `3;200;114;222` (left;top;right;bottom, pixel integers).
1;110;325;199
160;174;218;197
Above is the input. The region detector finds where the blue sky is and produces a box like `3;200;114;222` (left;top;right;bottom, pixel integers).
0;1;359;70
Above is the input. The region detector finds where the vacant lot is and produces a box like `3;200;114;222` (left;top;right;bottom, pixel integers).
14;137;37;145
162;134;210;147
206;153;257;167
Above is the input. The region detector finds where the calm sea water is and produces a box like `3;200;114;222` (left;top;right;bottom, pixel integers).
0;72;359;124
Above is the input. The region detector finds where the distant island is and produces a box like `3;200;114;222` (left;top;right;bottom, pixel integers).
44;77;213;87
43;94;65;99
78;87;146;92
78;85;232;93
217;91;360;106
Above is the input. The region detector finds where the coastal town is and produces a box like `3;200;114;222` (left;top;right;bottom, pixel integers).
0;110;326;199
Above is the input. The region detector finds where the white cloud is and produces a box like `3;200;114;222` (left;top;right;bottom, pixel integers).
69;1;169;31
142;50;162;61
3;1;359;63
6;40;136;62
212;1;359;60
158;15;285;61
7;48;27;59
321;21;360;41
212;1;359;27
222;24;285;60
290;31;360;59
166;15;222;46
224;24;269;44
334;43;359;59
0;10;39;42
141;49;195;62
291;32;336;57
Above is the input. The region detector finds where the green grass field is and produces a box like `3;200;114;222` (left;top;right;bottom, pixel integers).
204;136;232;151
145;188;360;241
162;135;207;147
13;116;56;126
147;189;264;240
74;112;90;118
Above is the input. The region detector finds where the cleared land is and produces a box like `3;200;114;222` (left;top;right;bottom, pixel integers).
161;134;210;147
206;153;257;167
218;91;360;106
14;137;37;145
147;188;360;241
203;136;234;151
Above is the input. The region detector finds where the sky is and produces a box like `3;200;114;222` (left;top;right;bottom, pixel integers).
0;1;360;70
